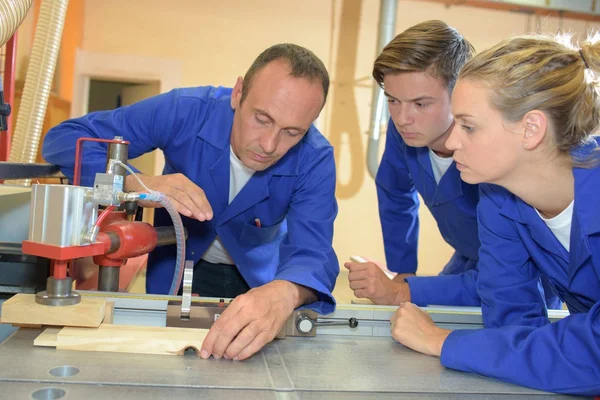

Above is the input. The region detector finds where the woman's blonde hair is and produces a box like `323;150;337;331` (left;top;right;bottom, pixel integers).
459;34;600;158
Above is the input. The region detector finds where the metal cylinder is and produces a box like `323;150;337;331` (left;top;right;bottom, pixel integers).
108;136;137;216
121;201;138;219
35;276;81;306
366;0;398;179
98;266;120;292
155;226;188;247
106;136;128;178
46;276;72;296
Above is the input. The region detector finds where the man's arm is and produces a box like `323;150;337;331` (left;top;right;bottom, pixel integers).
43;91;181;186
43;90;213;220
439;185;599;395
345;261;410;305
376;121;420;274
405;268;480;307
345;260;480;306
272;142;338;314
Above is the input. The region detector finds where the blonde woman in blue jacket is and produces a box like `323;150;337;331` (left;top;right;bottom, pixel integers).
390;34;600;396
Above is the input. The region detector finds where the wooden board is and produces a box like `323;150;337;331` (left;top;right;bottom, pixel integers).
104;301;115;324
33;327;61;347
35;324;209;356
351;298;374;305
1;293;106;328
7;323;43;329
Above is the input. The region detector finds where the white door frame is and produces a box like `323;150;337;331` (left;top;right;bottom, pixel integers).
72;49;182;118
71;49;182;176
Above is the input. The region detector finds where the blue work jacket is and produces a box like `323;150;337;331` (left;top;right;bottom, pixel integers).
441;159;600;395
376;121;561;309
376;120;481;306
42;86;339;314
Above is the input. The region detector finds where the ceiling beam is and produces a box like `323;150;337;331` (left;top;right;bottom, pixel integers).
415;0;600;22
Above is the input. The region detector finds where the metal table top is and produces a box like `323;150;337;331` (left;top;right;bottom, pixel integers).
0;329;581;399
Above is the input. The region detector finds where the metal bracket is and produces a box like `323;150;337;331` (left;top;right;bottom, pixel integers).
180;260;194;319
166;302;358;339
167;298;229;329
276;309;320;338
165;260;359;338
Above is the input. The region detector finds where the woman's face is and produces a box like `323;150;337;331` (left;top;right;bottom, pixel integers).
446;79;524;186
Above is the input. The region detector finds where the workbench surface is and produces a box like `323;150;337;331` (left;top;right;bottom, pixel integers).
0;328;581;399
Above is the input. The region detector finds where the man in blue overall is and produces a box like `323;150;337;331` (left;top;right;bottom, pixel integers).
346;20;561;310
43;43;338;361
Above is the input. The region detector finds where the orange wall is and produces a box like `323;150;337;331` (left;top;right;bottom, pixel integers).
59;0;84;102
14;0;84;101
75;0;600;279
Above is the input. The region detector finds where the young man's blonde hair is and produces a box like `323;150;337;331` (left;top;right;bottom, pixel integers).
373;20;474;92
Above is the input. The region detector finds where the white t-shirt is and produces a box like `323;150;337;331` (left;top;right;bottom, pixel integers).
536;200;574;252
428;148;454;184
202;146;255;264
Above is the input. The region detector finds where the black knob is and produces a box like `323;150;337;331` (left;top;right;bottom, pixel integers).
348;317;358;328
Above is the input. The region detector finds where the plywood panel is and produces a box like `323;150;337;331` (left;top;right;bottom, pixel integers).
36;324;209;356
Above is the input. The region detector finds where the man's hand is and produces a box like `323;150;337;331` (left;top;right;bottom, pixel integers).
125;173;213;221
200;280;316;361
345;261;411;305
390;302;450;357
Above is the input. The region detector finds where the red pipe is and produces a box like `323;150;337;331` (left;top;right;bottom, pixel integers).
95;205;116;227
93;221;158;267
73;137;129;186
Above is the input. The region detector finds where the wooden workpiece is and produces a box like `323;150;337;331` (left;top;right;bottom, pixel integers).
0;293;106;328
35;324;209;356
33;327;61;347
104;301;115;324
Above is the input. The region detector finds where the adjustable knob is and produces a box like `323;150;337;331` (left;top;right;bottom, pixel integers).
296;315;315;334
296;315;359;334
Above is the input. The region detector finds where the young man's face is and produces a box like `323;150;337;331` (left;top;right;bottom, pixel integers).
229;59;324;171
383;71;454;152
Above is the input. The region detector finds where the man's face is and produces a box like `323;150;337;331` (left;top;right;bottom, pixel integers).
230;59;324;171
383;71;454;149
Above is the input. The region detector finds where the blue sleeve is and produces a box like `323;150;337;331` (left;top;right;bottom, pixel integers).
375;122;420;274
273;143;339;315
441;304;600;396
406;267;480;307
438;185;600;395
476;185;549;328
42;90;188;186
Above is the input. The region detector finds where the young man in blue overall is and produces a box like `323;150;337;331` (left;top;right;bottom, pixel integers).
346;20;561;310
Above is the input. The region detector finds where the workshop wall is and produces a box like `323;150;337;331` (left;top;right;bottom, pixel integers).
80;0;600;279
16;1;599;289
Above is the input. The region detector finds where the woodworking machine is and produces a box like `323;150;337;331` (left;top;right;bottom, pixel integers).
17;136;182;306
1;136;338;337
0;139;575;398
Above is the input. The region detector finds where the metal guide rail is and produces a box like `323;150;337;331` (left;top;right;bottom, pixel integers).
81;291;568;335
